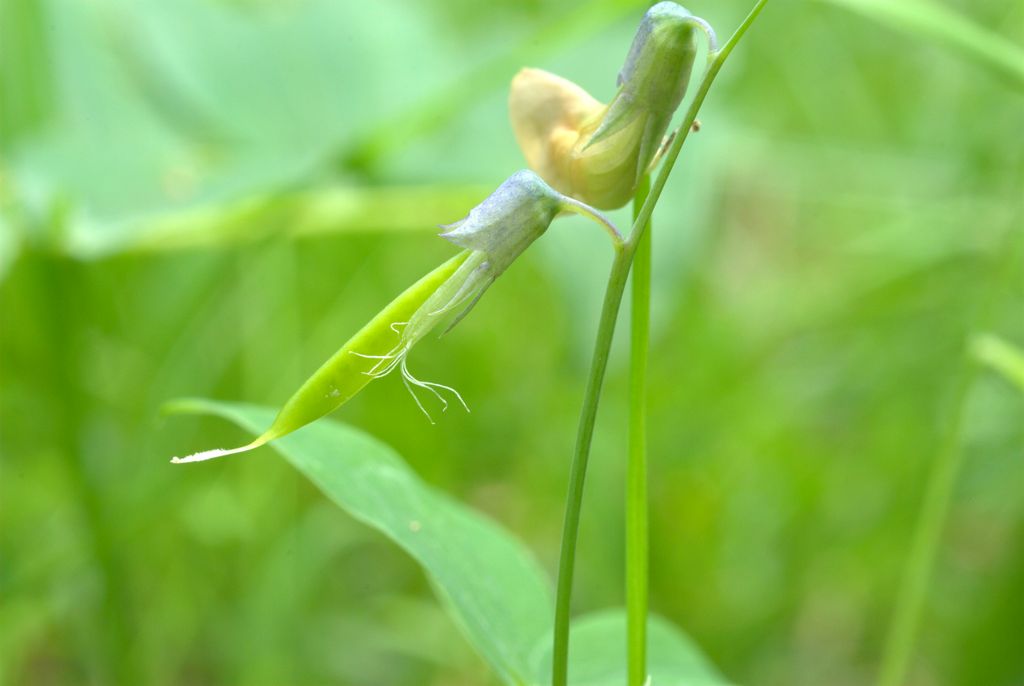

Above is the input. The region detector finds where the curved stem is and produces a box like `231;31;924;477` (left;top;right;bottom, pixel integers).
551;3;769;684
627;176;652;686
553;245;632;686
684;15;719;53
560;196;625;246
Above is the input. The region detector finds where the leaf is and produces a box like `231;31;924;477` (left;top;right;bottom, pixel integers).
4;0;639;262
169;399;553;686
530;609;734;686
0;0;56;150
817;0;1024;91
68;183;491;259
170;400;738;685
334;0;642;173
971;333;1024;394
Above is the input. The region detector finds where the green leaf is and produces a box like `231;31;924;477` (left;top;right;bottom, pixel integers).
174;401;737;683
170;400;736;685
3;0;637;262
170;399;552;686
70;183;491;259
971;333;1024;394
531;609;734;686
817;0;1024;91
333;0;641;173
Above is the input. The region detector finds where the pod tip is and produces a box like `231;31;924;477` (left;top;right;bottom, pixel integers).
170;441;261;464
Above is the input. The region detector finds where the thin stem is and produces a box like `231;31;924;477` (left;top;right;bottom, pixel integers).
875;367;974;686
560;196;625;246
627;176;652;686
553;245;632;686
551;3;769;684
876;227;1022;686
684;15;719;53
40;252;137;685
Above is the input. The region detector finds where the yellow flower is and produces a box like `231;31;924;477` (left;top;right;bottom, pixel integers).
510;1;700;210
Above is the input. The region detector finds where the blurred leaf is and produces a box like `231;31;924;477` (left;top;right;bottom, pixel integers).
0;198;20;280
169;399;553;686
7;0;475;255
70;183;489;258
0;0;55;149
971;333;1024;393
530;609;734;686
169;400;735;685
817;0;1024;90
5;0;644;263
335;0;641;174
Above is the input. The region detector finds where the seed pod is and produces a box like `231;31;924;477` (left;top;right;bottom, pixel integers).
171;251;470;463
510;1;699;210
172;171;576;463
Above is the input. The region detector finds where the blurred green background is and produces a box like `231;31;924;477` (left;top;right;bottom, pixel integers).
1;0;1022;684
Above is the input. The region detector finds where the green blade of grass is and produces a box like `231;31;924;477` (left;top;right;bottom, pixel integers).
971;333;1024;393
818;0;1024;91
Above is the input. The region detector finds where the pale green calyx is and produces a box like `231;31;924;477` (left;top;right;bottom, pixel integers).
358;170;615;419
440;169;563;278
354;171;567;418
360;170;614;419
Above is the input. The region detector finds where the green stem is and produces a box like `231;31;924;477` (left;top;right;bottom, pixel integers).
627;176;652;686
551;3;769;684
553;244;632;686
876;227;1022;686
875;367;974;686
561;196;625;246
40;252;136;685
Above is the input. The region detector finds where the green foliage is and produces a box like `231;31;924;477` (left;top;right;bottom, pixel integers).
533;610;732;686
817;0;1024;90
1;0;1022;685
172;399;552;685
171;400;731;686
972;333;1024;393
0;0;638;265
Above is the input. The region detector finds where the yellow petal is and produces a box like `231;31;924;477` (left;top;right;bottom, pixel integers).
510;68;653;210
509;68;605;200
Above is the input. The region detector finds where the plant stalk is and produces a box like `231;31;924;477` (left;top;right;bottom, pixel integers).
551;3;769;684
876;366;974;686
553;244;633;686
40;252;136;685
876;227;1023;686
627;176;652;686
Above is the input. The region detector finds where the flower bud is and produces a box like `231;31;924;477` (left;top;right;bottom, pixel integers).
510;2;699;210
